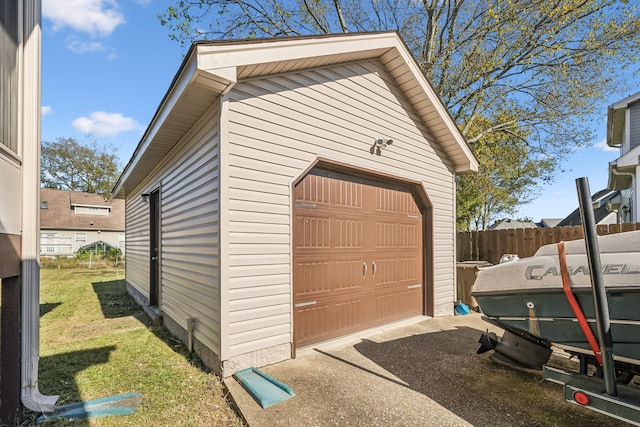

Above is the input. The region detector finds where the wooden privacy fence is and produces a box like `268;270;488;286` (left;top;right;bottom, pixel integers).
457;222;640;265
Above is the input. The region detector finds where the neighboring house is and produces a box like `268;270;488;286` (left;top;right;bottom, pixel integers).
0;0;58;419
536;218;563;228
113;32;478;377
557;189;620;226
607;91;640;223
40;188;125;257
487;218;538;230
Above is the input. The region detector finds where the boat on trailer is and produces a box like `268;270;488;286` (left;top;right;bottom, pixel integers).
471;177;640;426
472;230;640;376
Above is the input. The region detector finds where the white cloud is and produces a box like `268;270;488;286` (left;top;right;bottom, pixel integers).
41;106;52;116
66;37;106;54
594;138;618;152
43;0;125;37
106;48;119;60
72;111;142;136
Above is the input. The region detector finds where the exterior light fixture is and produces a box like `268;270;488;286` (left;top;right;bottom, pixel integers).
141;193;150;202
370;138;394;155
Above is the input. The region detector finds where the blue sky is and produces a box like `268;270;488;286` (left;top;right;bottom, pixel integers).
41;0;184;161
41;0;634;222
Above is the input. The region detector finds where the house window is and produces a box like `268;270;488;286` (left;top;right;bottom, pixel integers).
75;232;87;244
41;200;48;209
0;2;19;152
40;232;58;255
40;232;57;240
73;205;111;216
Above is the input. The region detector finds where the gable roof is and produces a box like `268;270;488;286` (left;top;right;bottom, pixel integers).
113;31;477;198
40;188;125;231
557;189;619;227
536;218;563;228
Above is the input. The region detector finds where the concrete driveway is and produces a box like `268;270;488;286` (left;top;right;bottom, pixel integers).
225;313;631;426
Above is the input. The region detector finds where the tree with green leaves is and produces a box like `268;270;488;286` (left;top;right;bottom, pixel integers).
41;137;120;198
160;0;640;229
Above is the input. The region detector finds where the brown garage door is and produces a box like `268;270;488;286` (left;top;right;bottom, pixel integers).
294;169;423;348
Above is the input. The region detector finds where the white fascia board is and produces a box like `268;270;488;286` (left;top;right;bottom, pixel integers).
615;144;640;168
197;32;397;70
113;53;200;197
390;38;478;173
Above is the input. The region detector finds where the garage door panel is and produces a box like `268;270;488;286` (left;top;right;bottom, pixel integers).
294;304;331;347
294;174;331;205
376;186;421;215
334;299;364;334
334;258;366;291
294;259;331;296
397;256;421;283
334;217;363;248
294;170;424;348
398;222;421;247
295;255;366;298
295;215;331;249
375;287;422;321
371;257;397;285
294;298;365;348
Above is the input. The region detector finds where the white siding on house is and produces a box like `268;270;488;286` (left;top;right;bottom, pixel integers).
224;60;456;358
630;102;640;151
125;104;222;356
0;155;21;234
125;194;150;296
39;230;122;256
160;121;221;354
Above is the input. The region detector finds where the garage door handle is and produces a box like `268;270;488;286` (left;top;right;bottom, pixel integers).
372;260;377;277
363;261;367;277
295;301;316;308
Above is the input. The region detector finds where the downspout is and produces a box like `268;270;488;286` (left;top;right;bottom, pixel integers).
21;0;58;412
610;167;636;222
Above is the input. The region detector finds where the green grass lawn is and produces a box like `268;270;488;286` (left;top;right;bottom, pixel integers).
32;267;242;426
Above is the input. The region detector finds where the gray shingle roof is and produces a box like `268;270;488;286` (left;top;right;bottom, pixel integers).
40;188;125;231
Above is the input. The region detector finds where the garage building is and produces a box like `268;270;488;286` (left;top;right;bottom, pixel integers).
112;31;477;376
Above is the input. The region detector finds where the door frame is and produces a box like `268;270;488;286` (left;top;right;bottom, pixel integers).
149;188;160;307
291;158;434;352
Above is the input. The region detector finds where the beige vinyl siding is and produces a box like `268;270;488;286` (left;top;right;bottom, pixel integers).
225;60;456;357
160;113;221;354
125;195;150;297
124;104;222;356
0;156;21;234
630;102;640;150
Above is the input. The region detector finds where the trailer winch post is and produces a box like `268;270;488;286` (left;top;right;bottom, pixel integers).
576;177;617;397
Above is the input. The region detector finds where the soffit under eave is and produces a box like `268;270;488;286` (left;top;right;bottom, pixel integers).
607;106;625;147
113;70;225;198
378;49;477;174
608;161;633;190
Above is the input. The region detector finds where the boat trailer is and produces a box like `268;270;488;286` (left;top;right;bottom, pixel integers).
545;178;640;425
479;178;640;425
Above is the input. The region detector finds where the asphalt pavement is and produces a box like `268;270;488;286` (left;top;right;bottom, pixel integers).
225;313;632;426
